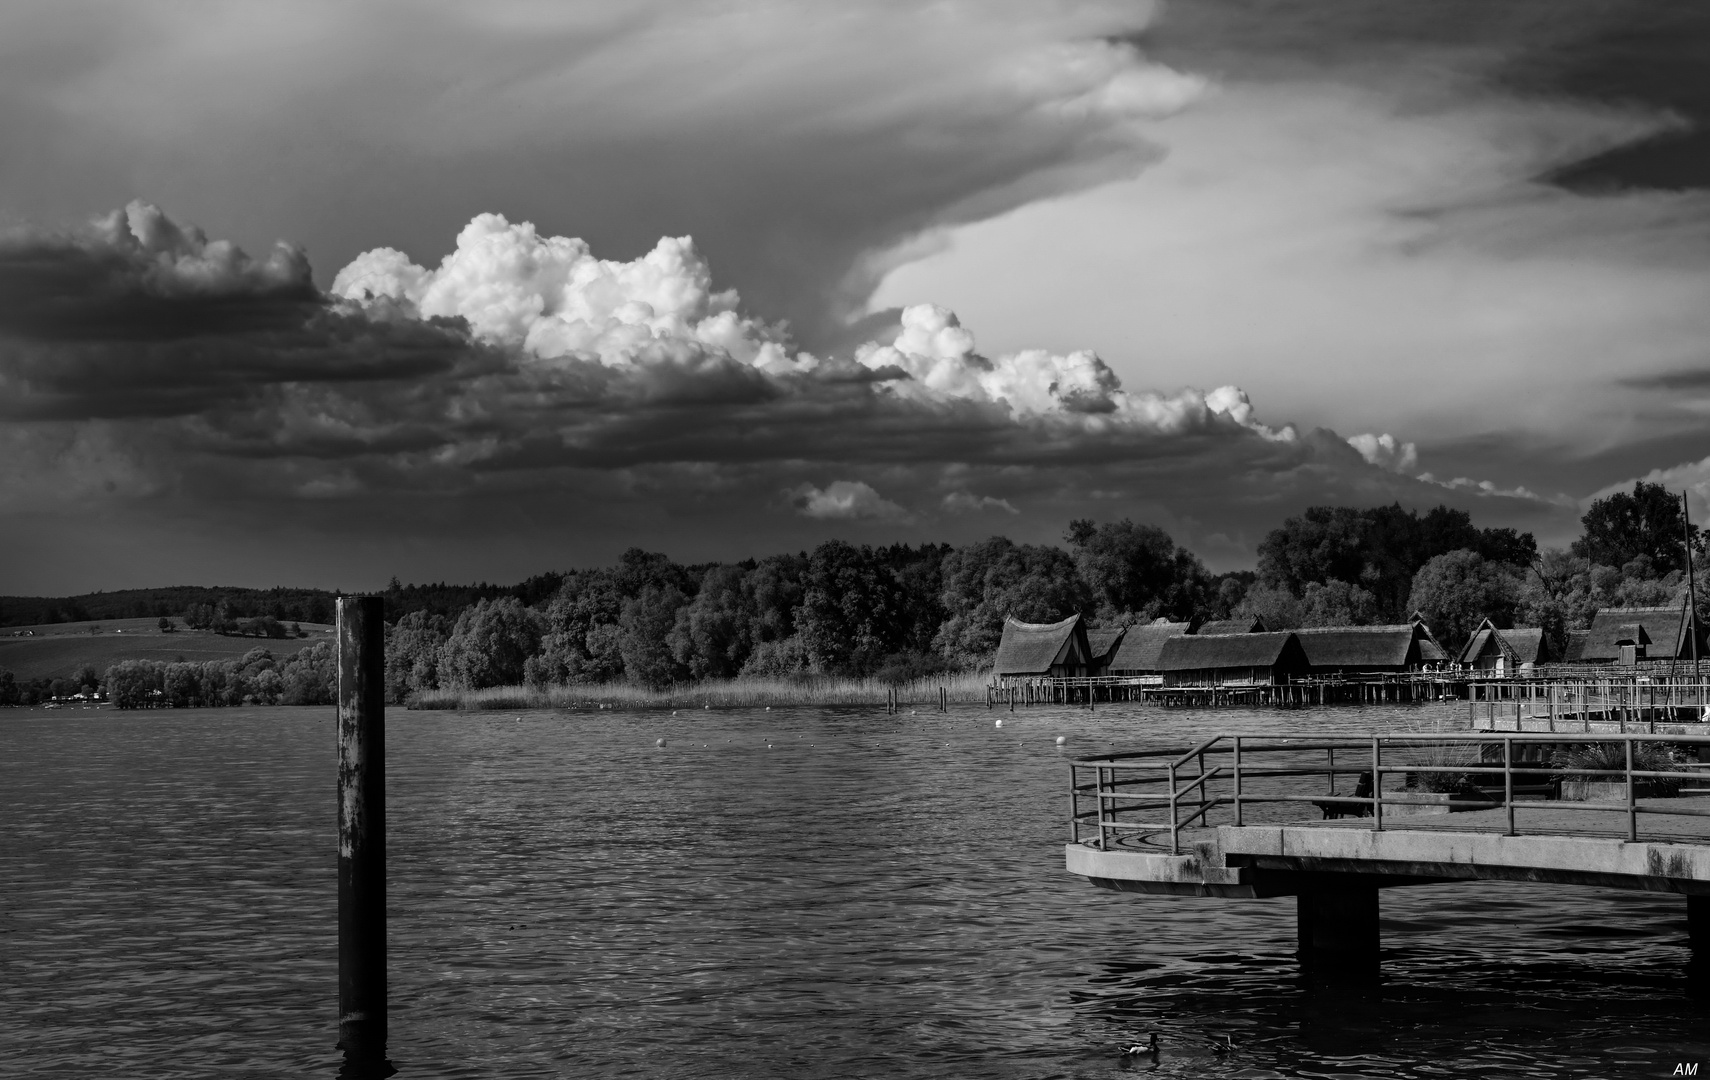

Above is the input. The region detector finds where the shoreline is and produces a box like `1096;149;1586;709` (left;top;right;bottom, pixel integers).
407;672;994;710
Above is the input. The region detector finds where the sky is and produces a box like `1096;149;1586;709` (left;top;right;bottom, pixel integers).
2;0;1709;594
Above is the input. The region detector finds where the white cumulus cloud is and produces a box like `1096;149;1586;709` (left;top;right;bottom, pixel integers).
855;304;1295;438
942;491;1019;515
791;480;908;521
332;213;803;375
1346;432;1418;473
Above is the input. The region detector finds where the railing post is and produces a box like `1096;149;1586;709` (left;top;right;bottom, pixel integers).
336;595;391;1076
1167;762;1179;854
1197;749;1208;822
1095;766;1108;851
1371;736;1383;832
1069;764;1079;845
1627;739;1639;843
1233;736;1243;827
1503;736;1515;836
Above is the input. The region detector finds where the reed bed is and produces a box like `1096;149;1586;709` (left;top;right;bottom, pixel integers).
408;671;995;711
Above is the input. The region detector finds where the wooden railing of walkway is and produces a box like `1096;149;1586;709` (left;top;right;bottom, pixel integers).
990;670;1710;711
1070;732;1710;855
1468;676;1710;731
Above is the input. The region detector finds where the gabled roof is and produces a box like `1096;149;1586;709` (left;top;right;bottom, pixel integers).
992;614;1089;675
1157;631;1301;671
1196;615;1266;636
1457;618;1553;665
1086;627;1126;667
1503;627;1550;664
1295;624;1428;668
1564;629;1590;663
1580;605;1702;661
1108;621;1190;671
1457;623;1500;665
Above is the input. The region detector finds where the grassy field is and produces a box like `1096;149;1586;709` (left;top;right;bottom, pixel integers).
409;671;996;710
0;618;335;681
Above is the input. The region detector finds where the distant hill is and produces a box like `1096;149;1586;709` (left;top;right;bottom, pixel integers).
0;617;334;681
0;573;568;629
0;586;340;628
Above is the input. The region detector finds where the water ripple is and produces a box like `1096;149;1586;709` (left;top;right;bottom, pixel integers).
3;703;1708;1076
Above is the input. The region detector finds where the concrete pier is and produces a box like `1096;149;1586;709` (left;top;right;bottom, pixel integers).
1069;731;1710;978
1068;819;1710;973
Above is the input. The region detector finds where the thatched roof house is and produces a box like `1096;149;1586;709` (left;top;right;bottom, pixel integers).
1295;623;1444;674
1107;620;1191;675
991;614;1095;679
1458;618;1556;672
1157;631;1310;686
1196;615;1266;636
1086;626;1127;674
1570;605;1707;664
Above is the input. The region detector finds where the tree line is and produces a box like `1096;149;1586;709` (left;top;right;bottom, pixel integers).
2;483;1693;708
103;645;337;708
1231;482;1699;655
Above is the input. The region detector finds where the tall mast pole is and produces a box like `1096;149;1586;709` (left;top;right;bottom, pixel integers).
1686;492;1700;676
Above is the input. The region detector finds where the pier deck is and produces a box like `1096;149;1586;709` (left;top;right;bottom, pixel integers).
1065;732;1710;971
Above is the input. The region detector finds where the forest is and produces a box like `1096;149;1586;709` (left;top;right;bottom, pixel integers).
380;483;1700;702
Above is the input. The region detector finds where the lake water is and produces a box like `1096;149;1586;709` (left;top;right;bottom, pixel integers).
4;701;1708;1078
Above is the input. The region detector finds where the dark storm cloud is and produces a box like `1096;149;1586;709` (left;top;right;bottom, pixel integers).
0;204;318;340
0;203;1460;515
1620;368;1710;392
0;2;1210;350
0;203;491;421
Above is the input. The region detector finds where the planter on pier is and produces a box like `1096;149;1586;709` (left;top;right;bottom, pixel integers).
1558;780;1671;802
1387;791;1483;816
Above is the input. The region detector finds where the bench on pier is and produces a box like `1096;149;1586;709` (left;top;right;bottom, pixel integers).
1316;771;1373;819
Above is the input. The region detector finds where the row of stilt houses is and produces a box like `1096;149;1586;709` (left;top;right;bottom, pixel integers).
990;603;1710;706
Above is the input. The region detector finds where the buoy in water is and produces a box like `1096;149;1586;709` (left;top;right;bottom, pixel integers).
656;738;667;747
1055;736;1067;745
995;719;1004;728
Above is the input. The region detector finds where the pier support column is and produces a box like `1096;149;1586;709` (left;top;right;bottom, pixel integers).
1297;879;1380;980
1689;896;1710;953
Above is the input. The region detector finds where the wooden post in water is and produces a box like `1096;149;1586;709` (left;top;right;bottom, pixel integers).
337;596;392;1075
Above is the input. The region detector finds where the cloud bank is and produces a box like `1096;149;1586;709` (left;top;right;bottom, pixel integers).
0;202;1570;591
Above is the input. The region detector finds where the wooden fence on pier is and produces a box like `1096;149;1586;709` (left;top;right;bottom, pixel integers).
1469;677;1710;732
986;672;1710;718
987;673;1460;709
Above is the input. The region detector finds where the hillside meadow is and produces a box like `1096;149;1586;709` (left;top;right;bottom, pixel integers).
0;619;333;682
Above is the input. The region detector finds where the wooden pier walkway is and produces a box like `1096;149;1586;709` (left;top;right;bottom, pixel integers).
990;671;1710;714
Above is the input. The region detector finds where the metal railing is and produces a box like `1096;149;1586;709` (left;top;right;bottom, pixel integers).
1069;733;1710;854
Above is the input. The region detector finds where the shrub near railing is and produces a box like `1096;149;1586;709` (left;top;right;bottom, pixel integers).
408;671;996;710
1550;741;1688;796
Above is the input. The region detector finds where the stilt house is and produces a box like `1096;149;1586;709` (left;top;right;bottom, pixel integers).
1105;619;1191;681
1457;618;1557;675
1565;605;1708;665
991;614;1095;681
1157;631;1311;687
1294;623;1446;676
1086;626;1127;676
